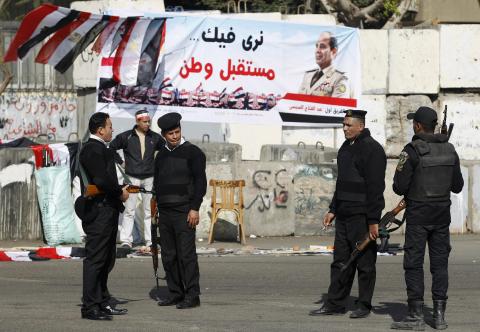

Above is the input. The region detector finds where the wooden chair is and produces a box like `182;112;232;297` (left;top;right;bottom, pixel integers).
208;179;246;245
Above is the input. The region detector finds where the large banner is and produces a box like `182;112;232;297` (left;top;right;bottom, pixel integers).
96;15;360;127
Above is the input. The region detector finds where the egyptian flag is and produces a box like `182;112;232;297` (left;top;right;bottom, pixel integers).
34;12;94;64
219;87;227;100
159;77;172;90
54;15;116;73
161;89;173;99
91;16;121;54
93;17;138;84
3;4;69;61
97;18;128;82
109;17;137;56
233;87;245;98
17;9;82;60
210;91;220;102
136;18;166;86
178;89;189;100
113;17;153;85
29;142;79;179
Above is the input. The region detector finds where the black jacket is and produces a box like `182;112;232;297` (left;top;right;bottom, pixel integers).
329;129;387;224
79;138;124;211
393;133;464;225
154;142;207;211
109;127;164;179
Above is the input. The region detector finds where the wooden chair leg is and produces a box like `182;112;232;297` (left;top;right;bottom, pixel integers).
208;209;217;244
239;210;246;245
237;218;242;244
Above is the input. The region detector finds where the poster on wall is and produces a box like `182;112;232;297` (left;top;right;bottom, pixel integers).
96;14;361;127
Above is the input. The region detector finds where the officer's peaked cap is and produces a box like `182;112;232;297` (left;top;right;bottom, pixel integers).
343;109;367;119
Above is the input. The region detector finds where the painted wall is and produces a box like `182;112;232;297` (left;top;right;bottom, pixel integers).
0;93;78;141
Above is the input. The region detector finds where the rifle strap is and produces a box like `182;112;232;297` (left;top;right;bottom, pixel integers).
75;130;91;195
78;161;91;195
115;163;133;184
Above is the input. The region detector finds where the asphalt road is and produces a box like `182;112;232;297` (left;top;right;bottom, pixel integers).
1;235;479;332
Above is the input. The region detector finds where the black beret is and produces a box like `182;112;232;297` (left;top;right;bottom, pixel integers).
343;109;367;119
157;112;182;131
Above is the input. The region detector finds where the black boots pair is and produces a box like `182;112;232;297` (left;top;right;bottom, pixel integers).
391;300;447;330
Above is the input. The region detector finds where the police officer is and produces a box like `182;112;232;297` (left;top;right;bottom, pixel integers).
298;32;350;98
391;107;464;331
109;109;163;249
78;112;129;320
310;109;386;319
154;112;207;309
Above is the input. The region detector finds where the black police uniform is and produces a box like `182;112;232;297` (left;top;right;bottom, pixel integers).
393;133;463;303
79;138;124;314
325;125;386;312
154;113;207;304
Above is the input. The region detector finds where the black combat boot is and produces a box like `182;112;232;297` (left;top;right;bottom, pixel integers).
391;300;425;331
433;300;447;330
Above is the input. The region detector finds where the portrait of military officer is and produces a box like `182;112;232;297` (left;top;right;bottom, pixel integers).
298;32;350;98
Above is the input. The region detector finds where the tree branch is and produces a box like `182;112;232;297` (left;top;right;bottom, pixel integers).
382;0;412;29
355;0;385;23
318;0;335;14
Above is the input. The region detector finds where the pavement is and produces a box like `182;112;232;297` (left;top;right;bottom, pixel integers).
0;234;400;252
0;234;479;332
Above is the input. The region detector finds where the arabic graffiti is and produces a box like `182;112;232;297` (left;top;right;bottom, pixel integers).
179;57;275;81
294;165;336;218
0;92;77;140
245;168;291;213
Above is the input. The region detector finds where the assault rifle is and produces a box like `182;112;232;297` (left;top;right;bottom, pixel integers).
150;195;162;298
339;199;406;272
441;105;454;140
84;184;153;197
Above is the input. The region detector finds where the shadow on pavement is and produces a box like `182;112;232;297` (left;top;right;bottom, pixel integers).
374;301;408;321
149;286;169;301
312;293;358;311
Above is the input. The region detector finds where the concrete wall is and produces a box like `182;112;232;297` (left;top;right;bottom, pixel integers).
0;148;479;240
388;29;440;94
440;25;480;88
470;164;480;233
438;94;480;160
360;30;388;95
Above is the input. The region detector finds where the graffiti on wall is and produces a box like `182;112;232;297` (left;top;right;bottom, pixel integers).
245;168;292;212
294;164;336;216
0;92;77;141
